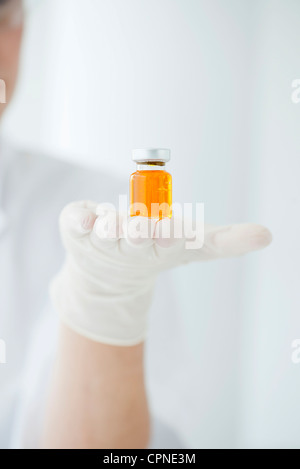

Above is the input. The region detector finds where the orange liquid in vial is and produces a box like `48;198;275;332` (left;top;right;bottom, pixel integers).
130;170;172;219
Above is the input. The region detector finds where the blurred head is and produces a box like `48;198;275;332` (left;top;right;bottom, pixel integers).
0;0;23;120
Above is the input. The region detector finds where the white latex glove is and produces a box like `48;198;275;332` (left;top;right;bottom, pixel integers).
50;201;272;346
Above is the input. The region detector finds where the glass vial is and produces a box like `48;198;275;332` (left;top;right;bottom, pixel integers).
130;149;172;219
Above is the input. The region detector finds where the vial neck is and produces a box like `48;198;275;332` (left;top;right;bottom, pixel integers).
137;162;166;171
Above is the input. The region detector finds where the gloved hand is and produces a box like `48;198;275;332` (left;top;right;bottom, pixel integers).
50;200;272;346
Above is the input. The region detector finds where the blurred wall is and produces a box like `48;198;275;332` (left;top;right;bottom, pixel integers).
2;0;300;448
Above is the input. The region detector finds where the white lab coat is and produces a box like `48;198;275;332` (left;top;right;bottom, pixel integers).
0;139;185;449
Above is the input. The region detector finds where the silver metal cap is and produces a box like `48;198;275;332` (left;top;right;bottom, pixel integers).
132;148;171;163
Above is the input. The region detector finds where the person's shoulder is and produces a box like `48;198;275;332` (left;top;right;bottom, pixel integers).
7;141;128;208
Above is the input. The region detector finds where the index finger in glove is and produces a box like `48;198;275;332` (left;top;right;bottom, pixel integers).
182;223;272;263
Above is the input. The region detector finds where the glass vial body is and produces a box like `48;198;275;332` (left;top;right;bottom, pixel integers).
130;161;172;219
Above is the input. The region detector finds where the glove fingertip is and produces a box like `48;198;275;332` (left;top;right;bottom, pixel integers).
244;224;273;250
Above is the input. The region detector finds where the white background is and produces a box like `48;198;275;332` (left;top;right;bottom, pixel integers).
2;0;300;448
